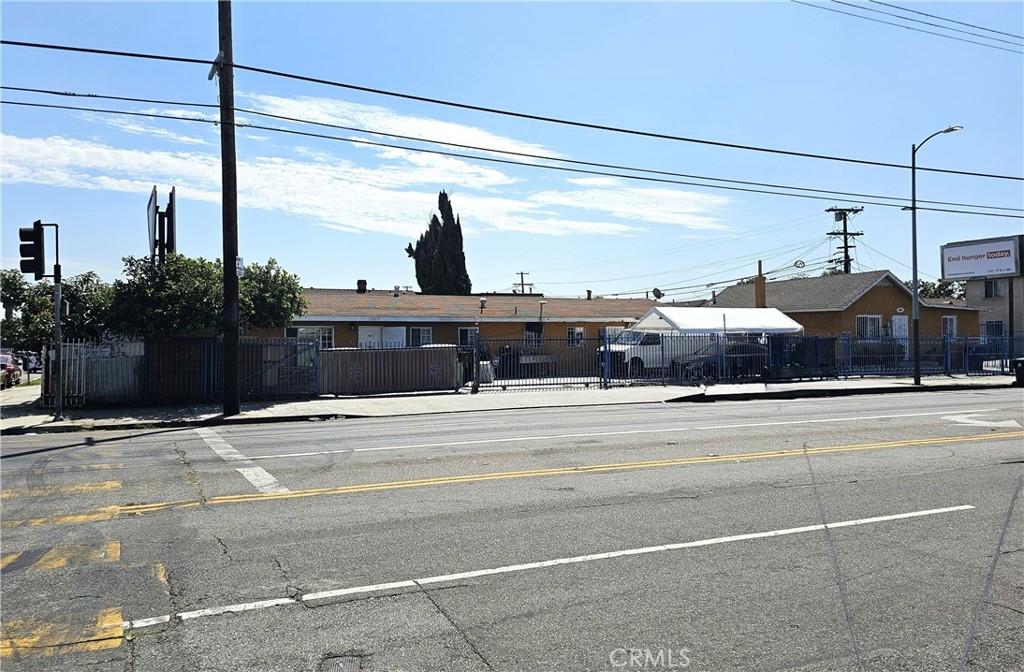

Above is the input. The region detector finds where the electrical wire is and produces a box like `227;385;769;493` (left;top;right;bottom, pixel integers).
2;39;1022;180
858;240;943;280
791;1;1024;56
868;0;1024;41
6;99;1022;220
538;235;826;286
830;0;1024;47
6;85;1019;213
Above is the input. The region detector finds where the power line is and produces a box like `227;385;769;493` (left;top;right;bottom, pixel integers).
830;0;1024;47
2;39;1022;181
868;0;1024;41
8;85;1020;213
791;1;1024;56
6;99;1023;221
858;240;943;280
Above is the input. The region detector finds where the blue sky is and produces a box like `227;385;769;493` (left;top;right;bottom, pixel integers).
2;1;1022;300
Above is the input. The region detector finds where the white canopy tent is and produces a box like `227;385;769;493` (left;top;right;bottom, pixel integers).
631;307;804;335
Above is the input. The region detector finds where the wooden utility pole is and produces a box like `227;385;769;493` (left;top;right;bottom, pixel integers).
515;271;534;294
216;0;240;416
825;206;863;274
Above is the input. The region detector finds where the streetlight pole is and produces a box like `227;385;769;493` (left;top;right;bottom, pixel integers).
910;125;962;386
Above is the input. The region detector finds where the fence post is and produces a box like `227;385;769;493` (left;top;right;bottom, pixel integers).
470;331;480;394
601;329;610;389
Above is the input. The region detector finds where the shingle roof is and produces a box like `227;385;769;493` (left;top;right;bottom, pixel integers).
299;288;657;323
713;270;899;312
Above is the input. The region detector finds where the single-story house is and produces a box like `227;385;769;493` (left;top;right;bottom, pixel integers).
250;283;657;349
706;270;980;338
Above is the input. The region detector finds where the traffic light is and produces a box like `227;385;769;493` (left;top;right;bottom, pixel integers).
19;220;46;280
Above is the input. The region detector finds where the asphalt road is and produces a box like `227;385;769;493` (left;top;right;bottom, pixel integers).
1;388;1022;671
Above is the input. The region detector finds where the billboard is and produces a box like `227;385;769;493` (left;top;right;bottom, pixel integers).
940;236;1021;281
147;185;158;258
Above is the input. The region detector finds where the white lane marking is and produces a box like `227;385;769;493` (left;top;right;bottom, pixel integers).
942;413;1022;429
194;427;289;494
245;408;1002;460
124;504;973;631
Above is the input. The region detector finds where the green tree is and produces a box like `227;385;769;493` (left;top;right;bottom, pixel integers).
240;258;308;329
405;191;473;295
905;279;965;301
0;270;114;350
1;268;28;321
106;254;307;339
107;255;222;339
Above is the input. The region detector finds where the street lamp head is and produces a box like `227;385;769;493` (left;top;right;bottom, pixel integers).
943;125;963;133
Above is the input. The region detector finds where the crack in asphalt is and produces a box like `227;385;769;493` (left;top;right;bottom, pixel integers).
960;474;1023;671
213;535;233;563
414;580;496;672
801;441;865;672
173;444;207;505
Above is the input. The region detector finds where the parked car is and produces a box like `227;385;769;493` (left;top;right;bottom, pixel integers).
671;341;769;382
1;353;23;388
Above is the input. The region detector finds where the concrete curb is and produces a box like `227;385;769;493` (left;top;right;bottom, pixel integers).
1;380;1016;436
675;381;1018;403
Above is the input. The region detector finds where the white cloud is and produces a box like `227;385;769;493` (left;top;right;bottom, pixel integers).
240;92;560;158
84;114;209;145
2;132;729;240
530;185;730;230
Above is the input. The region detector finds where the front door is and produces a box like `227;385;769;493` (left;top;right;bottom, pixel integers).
357;326;382;348
891;314;909;339
891;315;909;359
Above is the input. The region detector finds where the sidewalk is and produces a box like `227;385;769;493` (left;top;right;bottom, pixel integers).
0;375;1017;435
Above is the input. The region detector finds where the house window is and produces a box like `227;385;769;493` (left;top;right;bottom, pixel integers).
524;322;543;348
855;315;882;339
458;327;479;347
942;315;957;338
983;321;1005;338
285;326;334;349
409;327;432;347
984;280;1003;298
567;327;585;347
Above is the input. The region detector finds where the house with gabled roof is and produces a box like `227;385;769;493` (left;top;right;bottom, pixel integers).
707;270;979;338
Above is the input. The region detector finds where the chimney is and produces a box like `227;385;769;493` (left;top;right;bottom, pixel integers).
754;260;767;308
711;290;717;305
357;279;367;294
586;289;593;301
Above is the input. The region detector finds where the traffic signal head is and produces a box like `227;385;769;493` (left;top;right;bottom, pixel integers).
19;220;45;280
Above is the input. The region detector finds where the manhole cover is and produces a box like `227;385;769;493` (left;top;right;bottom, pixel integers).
319;653;369;672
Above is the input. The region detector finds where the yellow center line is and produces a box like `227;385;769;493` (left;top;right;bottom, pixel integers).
3;431;1021;528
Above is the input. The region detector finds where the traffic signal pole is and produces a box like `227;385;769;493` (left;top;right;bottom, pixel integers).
52;260;63;422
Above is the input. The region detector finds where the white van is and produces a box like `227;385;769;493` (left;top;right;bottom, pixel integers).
598;329;708;377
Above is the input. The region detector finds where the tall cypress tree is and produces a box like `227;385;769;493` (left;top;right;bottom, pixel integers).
405;191;473;295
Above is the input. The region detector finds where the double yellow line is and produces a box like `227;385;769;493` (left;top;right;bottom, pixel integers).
4;431;1021;528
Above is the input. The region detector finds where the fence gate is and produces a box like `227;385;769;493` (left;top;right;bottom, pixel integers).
236;337;320;400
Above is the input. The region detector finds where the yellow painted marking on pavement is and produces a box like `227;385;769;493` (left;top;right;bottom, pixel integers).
4;431;1021;528
0;480;122;499
0;608;123;658
1;542;121;574
1;553;21;570
2;506;121;529
151;563;169;592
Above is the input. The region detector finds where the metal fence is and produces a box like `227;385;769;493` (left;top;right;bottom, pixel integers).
41;333;1023;405
321;345;461;395
43;337;319;408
